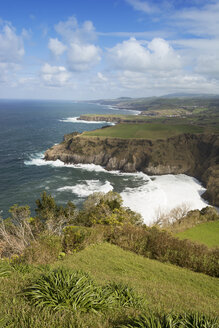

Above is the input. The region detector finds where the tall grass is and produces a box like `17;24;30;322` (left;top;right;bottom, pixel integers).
117;312;219;328
23;268;107;312
103;282;143;308
22;268;142;313
0;261;12;278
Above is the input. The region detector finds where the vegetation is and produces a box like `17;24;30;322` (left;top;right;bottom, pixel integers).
83;123;204;140
23;268;142;313
117;312;219;328
1;243;219;327
177;221;219;248
154;205;219;233
0;191;219;327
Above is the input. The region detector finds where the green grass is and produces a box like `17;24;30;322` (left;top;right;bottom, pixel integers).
83;123;204;139
52;243;219;315
176;221;219;248
1;243;219;326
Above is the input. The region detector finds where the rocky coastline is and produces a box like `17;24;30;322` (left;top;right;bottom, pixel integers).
45;132;219;207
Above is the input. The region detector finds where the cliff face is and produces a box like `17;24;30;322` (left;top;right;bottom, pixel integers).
45;133;219;206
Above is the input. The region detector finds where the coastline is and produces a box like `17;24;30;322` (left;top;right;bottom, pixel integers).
45;132;219;207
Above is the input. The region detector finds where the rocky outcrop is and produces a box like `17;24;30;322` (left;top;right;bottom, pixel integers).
45;133;219;206
78;115;144;123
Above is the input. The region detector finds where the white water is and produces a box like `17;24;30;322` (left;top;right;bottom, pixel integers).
121;174;207;225
25;153;208;225
59;116;115;125
58;180;113;197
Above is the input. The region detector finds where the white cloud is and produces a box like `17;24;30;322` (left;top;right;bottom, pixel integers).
0;24;24;63
0;22;25;85
67;43;101;71
171;38;219;80
55;16;96;43
41;63;71;87
108;37;181;72
97;72;108;81
52;16;101;72
125;0;158;14
48;38;66;57
174;1;219;37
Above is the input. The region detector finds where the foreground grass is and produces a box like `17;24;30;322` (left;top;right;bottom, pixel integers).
0;243;219;327
177;221;219;248
53;243;219;315
83;123;204;139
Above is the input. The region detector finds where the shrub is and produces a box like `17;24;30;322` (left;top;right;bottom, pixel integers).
76;191;143;227
157;206;219;233
106;225;219;277
22;234;62;265
35;192;77;235
0;209;35;258
62;226;90;252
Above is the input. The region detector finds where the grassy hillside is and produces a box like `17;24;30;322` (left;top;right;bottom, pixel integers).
52;243;219;315
83;123;204;139
1;242;219;326
177;221;219;248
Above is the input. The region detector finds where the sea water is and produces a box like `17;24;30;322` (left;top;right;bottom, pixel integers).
0;99;208;224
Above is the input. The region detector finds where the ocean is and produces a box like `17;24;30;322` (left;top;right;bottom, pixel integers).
0;99;208;224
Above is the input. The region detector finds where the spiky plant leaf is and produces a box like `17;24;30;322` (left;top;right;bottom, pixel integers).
22;268;112;312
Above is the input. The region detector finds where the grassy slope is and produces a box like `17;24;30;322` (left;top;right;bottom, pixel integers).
83;123;204;139
176;221;219;248
52;243;219;315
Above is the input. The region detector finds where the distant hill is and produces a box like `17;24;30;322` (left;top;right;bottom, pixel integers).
161;93;219;99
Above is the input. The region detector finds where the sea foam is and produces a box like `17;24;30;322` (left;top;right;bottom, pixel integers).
24;153;208;225
58;180;113;197
59;117;115;125
121;174;208;225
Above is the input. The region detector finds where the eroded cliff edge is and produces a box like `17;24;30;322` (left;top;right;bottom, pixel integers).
45;133;219;206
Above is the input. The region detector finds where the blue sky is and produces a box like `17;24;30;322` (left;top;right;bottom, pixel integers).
0;0;219;99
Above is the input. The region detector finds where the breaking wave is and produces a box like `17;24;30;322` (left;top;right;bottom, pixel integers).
24;153;208;224
59;117;115;125
58;180;113;197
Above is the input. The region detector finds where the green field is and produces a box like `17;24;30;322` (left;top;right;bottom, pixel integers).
177;221;219;248
83;123;204;139
1;243;219;327
51;243;219;315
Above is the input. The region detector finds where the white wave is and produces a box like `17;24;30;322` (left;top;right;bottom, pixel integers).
121;174;208;225
59;117;115;125
58;180;113;197
125;110;141;115
24;153;107;172
24;153;209;225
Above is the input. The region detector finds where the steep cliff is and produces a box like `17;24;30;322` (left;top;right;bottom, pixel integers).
45;133;219;206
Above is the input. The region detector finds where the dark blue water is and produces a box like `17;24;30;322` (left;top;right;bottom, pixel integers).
0;99;134;217
0;99;208;223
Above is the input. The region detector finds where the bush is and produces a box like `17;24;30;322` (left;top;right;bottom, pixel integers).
35;192;77;235
76;191;143;227
158;206;219;233
107;225;219;277
22;234;62;265
62;226;90;253
0;209;35;258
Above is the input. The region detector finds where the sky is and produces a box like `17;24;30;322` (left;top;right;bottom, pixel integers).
0;0;219;100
